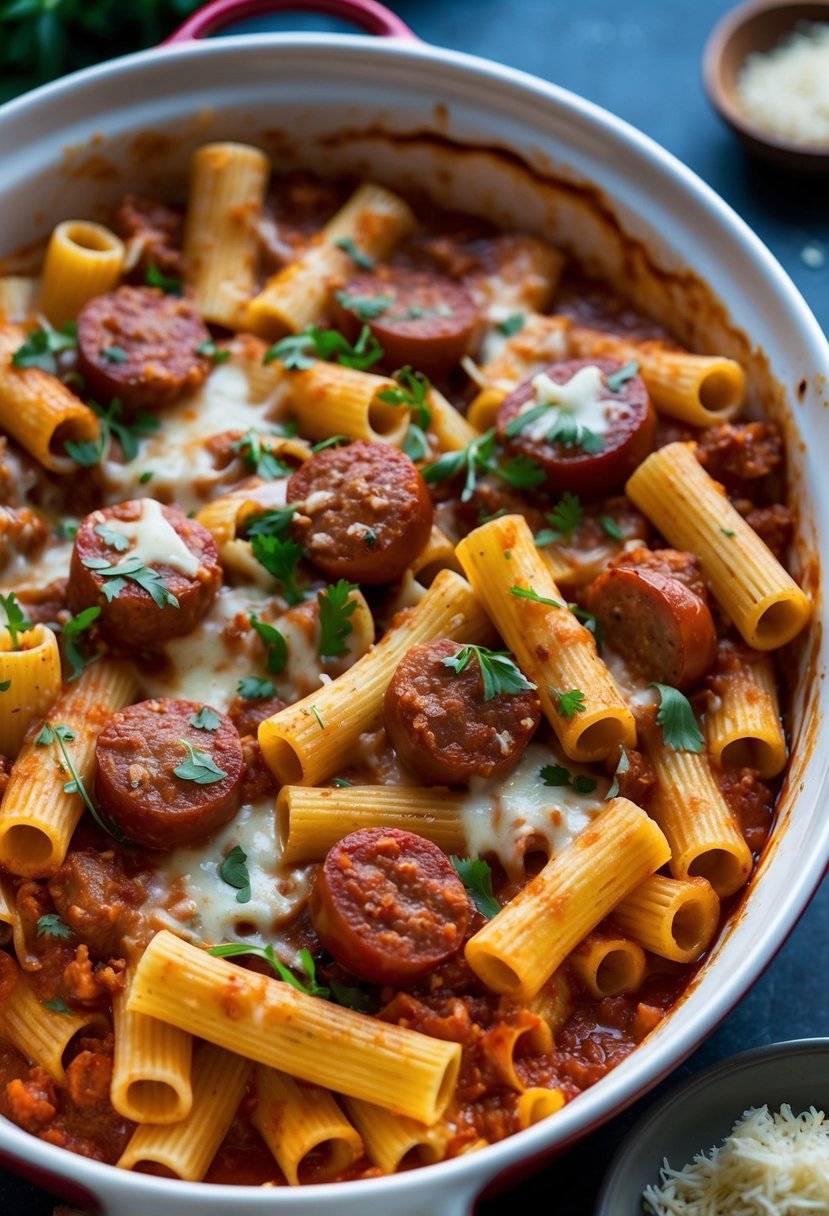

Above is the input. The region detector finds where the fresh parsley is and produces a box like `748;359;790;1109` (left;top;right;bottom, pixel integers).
231;431;293;481
569;603;603;650
102;345;127;363
402;424;430;463
61;606;102;682
510;585;563;609
496;454;546;491
334;236;375;270
145;263;182;295
607;745;630;800
377;366;432;429
56;519;79;540
422;428;495;502
0;681;11;693
545;413;604;454
263;324;383;373
651;683;704;752
441;643;535;701
220;845;251;904
189;706;222;732
250;534;304;605
36;914;71;939
0;592;32;650
12;322;77;373
334;289;393;321
243;505;297;540
81;555;179;609
94;521;130;552
605;360;639;392
450;856;500;919
318;580;358;659
196;339;231;365
174;739;228;784
539;763;597;795
331;777;353;788
41;721;125;841
550;688;586;719
208;942;330;998
496;312;526;337
534;492;583;546
600;515;624;541
237;676;278;700
310;435;349;453
64;398;160;467
42;997;74;1016
329;978;373;1013
250;613;287;674
721;528;736;538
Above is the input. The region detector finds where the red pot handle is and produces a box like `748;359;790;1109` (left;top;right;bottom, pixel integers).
163;0;418;43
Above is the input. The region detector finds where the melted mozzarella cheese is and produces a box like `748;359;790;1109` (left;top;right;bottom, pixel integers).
0;536;73;591
145;796;315;963
603;645;659;711
100;498;201;576
519;365;618;442
456;743;609;880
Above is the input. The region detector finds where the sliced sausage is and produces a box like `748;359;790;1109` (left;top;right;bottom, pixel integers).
497;357;656;499
695;422;783;492
228;693;286;739
287;440;433;583
333;269;480;377
309;827;470;986
48;849;144;960
68;499;221;650
586;565;717;690
95;698;244;848
384;638;541;785
608;546;709;603
113;194;183;283
77;286;211;413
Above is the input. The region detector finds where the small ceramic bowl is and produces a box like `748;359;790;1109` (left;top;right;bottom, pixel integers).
703;0;829;173
595;1038;829;1214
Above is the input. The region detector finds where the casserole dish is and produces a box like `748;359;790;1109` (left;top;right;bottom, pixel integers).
0;0;827;1212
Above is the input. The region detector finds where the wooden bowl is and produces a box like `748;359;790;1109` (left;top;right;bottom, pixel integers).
703;0;829;173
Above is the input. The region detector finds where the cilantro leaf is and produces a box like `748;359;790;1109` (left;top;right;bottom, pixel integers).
551;688;586;719
64;398;160;467
94;521;130;552
496;455;546;490
237;676;278;700
34;723;55;747
36;914;72;939
607;745;630;799
402;424;430;463
505;403;550;439
572;774;598;794
42;997;74;1016
243;505;297;540
208;942;330;998
220;845;251;904
250;613;287;674
174;739;228;784
318;580;358;659
56;519;79;540
651;684;704;752
12;322;77;373
0;681;11;693
250;534;304;605
197;339;231;365
0;592;32;650
310;435;349;453
263;333;317;371
539;763;571;787
47;720;125;841
81;555;179;610
442;643;535;701
496;312;525;337
510;585;563;608
334;236;375;270
263;324;383;373
189;706;222;732
61;605;102;682
334;289;393;320
423;428;497;503
377;366;432;429
145;263;182;294
544;492;583;542
600;514;624;541
450;856;500;919
231;431;293;480
545;413;605;453
605;360;639;392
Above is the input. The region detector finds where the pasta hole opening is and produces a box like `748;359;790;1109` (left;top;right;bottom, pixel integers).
473;954;522;995
132;1159;180;1180
522;848;549;878
125;1079;182;1120
671;902;705;954
51;418;99;460
594;948;639;997
274;791;291;855
368;394;409;441
62;222;118;254
721;736;774;774
0;824;53;869
688;848;744;896
520;1090;564;1127
754;599;806;648
296;1137;354;1185
399;1140;440;1171
260;735;302;785
575;719;626;759
698;367;741;414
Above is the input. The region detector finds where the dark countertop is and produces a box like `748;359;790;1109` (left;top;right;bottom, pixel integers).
1;1;827;1213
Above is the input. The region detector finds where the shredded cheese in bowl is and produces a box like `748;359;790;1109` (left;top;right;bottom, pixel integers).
642;1104;829;1215
735;22;829;146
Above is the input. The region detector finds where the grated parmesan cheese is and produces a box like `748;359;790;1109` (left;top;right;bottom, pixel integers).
735;22;829;146
642;1104;829;1215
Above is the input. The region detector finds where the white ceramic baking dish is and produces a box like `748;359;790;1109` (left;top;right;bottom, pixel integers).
0;1;826;1212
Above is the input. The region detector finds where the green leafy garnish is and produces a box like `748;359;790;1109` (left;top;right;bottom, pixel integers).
145;263;182;295
237;676;278;700
250;534;304;605
12;322;77;373
402;424;430;463
539;764;597;795
64;398;160;467
545;413;605;454
335;290;393;320
310;435;349;453
651;684;704;752
264;324;383;373
0;681;11;692
37;914;72;939
61;606;102;682
81;555;179;609
208;942;330;998
442;643;535;701
605;360;639;392
329;978;373;1012
250;613;287;674
42;998;73;1016
331;778;353;788
721;528;736;538
496;455;546;491
510;585;563;609
94;521;130;552
422;428;495;502
189;706;222;732
334;236;375;270
307;704;324;730
220;845;251;904
0;592;32;650
231;431;293;481
496;312;526;337
572;773;598;794
318;580;358;659
607;745;630;800
450;856;500;919
197;339;231;365
535;492;583;546
56;519;79;540
243;505;297;540
174;739;228;784
377;366;432;429
139;470;154;485
102;345;127;363
45;721;124;840
550;688;586;719
569;602;603;650
600;515;624;541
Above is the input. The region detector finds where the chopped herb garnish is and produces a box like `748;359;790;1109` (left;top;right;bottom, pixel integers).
145;263;182;294
56;519;79;541
332;778;353;788
651;683;704;752
607;745;630;800
600;515;624;541
42;998;74;1016
243;505;297;540
308;705;324;730
263;324;383;373
81;555;179;609
569;602;603;650
102;345;127;363
310;435;349;453
61;606;102;682
220;845;251;904
572;774;598;794
47;721;125;840
721;528;736;538
208;942;330;998
12;322;77;374
65;398;160;467
496;454;546;491
539;492;583;543
442;643;535;701
231;431;293;481
510;585;563;608
550;688;586;719
189;706;222;732
250;613;287;674
0;681;11;692
505;403;549;439
94;521;130;552
334;236;375;270
329;978;373;1012
402;424;430;463
539;763;597;795
34;723;57;747
605;360;639;392
237;676;279;700
249;534;304;605
197;339;231;365
377;366;432;429
334;290;393;320
496;312;526;337
422;428;497;503
139;470;154;484
545;413;605;454
318;580;358;659
37;914;72;940
174;739;228;784
0;592;32;650
450;856;500;919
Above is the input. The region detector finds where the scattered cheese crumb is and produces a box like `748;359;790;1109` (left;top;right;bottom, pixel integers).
735;22;829;145
642;1104;829;1215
